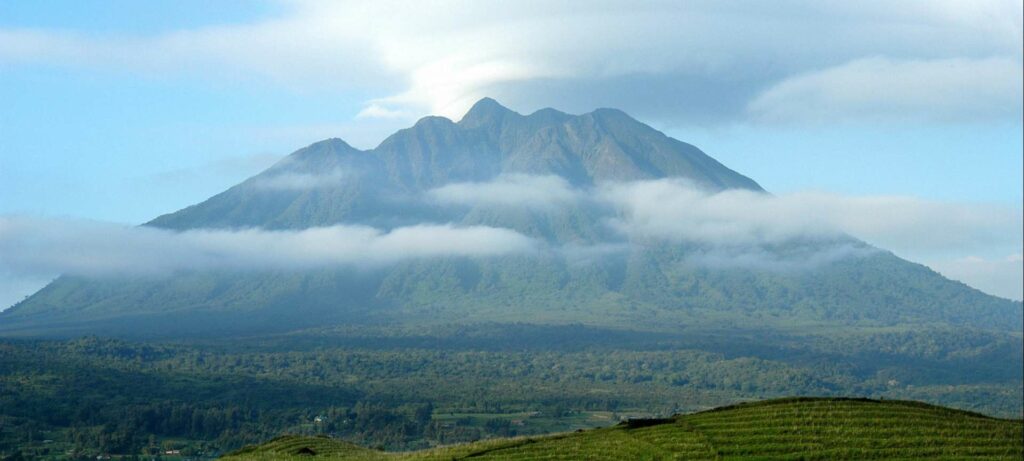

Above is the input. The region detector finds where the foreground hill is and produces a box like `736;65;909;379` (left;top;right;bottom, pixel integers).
225;398;1024;460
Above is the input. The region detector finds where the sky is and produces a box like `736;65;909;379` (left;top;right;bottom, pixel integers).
0;0;1021;305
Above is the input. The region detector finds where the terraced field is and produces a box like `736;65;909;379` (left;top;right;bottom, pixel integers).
223;398;1024;460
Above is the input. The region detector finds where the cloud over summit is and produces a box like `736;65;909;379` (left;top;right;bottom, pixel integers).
1;1;1019;125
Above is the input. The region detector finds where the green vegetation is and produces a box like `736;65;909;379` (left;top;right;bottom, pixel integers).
1;329;1020;459
1;100;1022;460
223;398;1024;460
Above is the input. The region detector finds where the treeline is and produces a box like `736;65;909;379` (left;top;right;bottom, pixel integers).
0;328;1020;458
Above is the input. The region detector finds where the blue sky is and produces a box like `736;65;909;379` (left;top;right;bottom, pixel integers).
1;0;1021;304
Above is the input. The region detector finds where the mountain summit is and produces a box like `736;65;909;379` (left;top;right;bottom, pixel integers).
458;97;518;128
144;98;761;231
1;99;1019;338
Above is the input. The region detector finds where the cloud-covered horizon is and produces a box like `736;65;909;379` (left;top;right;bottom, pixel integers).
1;1;1019;125
1;176;1021;308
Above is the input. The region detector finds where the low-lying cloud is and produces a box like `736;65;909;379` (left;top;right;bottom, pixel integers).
0;216;536;278
600;180;842;245
430;176;1021;255
599;179;1023;254
2;175;1021;305
429;175;1022;297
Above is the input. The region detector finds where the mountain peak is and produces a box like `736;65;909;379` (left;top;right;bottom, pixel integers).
459;97;518;127
311;137;357;151
528;107;569;117
589;107;631;118
585;107;641;127
413;115;456;128
283;137;362;164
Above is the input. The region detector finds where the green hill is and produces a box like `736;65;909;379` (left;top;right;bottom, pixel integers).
223;398;1024;460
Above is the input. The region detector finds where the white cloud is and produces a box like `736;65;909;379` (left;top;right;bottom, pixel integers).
599;179;1022;253
600;180;838;245
2;175;1022;304
429;175;1021;260
597;178;1022;292
748;57;1024;123
429;174;1022;288
928;254;1023;300
429;174;581;209
0;216;537;279
1;1;1019;124
811;195;1023;254
356;104;409;120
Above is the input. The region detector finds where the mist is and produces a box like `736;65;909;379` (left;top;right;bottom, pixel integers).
3;175;1021;304
0;216;536;279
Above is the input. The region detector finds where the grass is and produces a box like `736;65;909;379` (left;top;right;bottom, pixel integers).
222;397;1024;460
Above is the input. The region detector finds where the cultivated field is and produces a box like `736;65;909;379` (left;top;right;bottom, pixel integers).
223;397;1024;460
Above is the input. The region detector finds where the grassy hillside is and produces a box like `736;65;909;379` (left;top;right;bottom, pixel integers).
224;398;1024;460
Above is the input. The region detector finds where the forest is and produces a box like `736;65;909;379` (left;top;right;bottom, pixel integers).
1;323;1020;460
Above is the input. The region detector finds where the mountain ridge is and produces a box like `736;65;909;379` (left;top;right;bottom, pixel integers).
1;98;1020;339
144;98;763;232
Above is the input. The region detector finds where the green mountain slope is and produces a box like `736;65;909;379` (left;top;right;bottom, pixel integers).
1;98;1020;338
223;398;1024;460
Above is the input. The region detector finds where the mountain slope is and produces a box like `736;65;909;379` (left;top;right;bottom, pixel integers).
1;98;1020;338
223;398;1024;460
147;97;763;232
